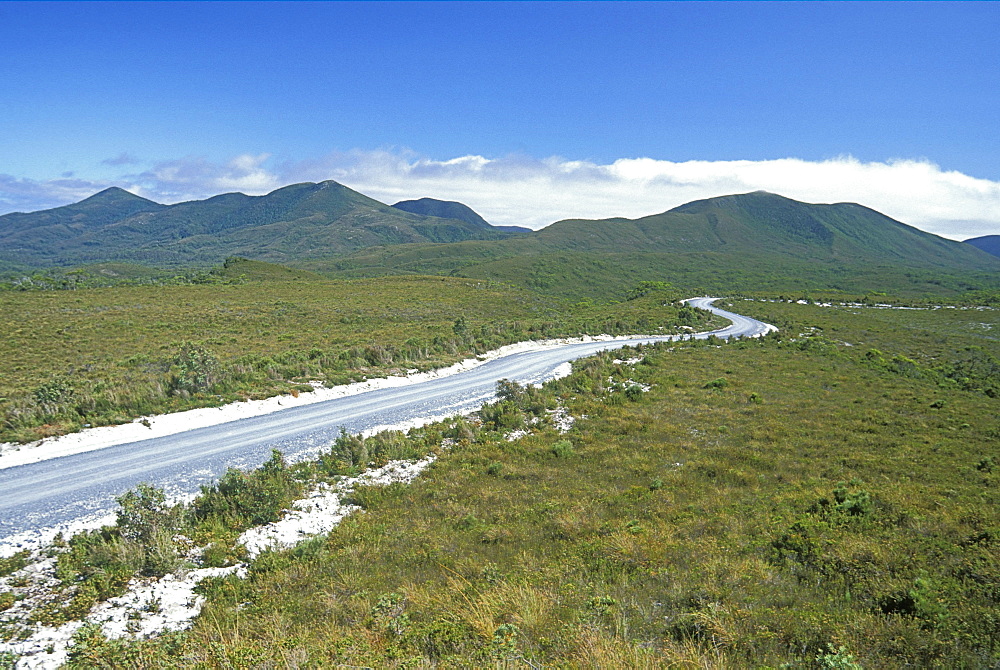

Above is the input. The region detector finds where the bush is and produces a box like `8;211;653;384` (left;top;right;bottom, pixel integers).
624;384;644;401
0;592;15;612
171;342;221;394
480;401;524;431
0;550;28;578
832;482;873;517
551;440;575;458
194;449;301;529
816;645;864;669
116;483;179;544
33;378;74;405
326;428;368;469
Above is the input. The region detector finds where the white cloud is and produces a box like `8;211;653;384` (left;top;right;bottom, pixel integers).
2;151;999;240
269;151;1000;239
134;153;281;202
0;175;112;213
101;152;141;166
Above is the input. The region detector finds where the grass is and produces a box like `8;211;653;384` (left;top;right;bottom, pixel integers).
22;300;998;668
728;298;1000;396
0;270;716;443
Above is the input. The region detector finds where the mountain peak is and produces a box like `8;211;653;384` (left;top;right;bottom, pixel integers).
79;187;158;206
392;197;492;228
668;190;795;213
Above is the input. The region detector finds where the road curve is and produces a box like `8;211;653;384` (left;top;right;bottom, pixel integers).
0;298;774;544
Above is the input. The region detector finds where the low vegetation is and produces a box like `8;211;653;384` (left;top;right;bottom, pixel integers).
0;267;714;443
3;298;995;667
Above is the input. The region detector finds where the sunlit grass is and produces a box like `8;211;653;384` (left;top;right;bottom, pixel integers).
0;276;713;442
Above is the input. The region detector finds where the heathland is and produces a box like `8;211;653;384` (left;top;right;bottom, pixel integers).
1;187;999;667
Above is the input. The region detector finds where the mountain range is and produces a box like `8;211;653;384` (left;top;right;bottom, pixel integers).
1;181;997;297
0;181;522;269
330;189;1000;297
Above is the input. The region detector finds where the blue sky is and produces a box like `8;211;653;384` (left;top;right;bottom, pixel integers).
2;1;999;237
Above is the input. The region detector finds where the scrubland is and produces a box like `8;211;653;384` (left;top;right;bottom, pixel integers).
2;295;997;668
0;272;707;444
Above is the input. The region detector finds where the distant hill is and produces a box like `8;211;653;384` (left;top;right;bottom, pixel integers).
965;235;1000;258
528;191;995;267
391;197;530;234
3;187;997;299
391;198;490;228
0;181;522;268
326;191;1000;299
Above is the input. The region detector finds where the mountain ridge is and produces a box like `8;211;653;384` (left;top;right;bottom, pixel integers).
2;187;997;298
965;234;1000;258
392;197;531;234
326;191;1000;299
0;180;520;268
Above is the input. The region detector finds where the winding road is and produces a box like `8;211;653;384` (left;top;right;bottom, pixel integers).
0;298;774;546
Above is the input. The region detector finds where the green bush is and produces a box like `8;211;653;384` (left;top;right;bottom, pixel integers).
0;592;15;612
816;645;864;669
116;483;180;544
624;384;644;401
326;428;369;469
194;449;302;529
551;440;575;458
170;342;221;394
480;401;524;431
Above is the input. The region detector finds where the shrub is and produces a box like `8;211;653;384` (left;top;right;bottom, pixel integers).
0;592;15;612
551;440;575;458
33;378;74;405
832;482;873;517
496;378;526;403
815;645;863;669
171;342;221;393
0;550;28;578
480;401;524;431
116;483;179;544
324;428;368;469
194;449;301;528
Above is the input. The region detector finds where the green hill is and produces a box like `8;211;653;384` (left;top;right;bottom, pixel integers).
965;234;1000;258
0;181;520;269
391;197;531;234
3;188;997;299
391;197;492;228
531;191;994;268
324;192;1000;299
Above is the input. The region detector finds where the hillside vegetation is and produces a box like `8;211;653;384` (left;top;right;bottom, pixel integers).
25;299;999;668
0;182;519;269
3;188;998;302
323;192;1000;300
966;235;1000;258
0;267;711;443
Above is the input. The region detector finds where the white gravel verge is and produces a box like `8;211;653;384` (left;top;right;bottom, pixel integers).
0;335;653;471
0;455;437;668
239;456;436;558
